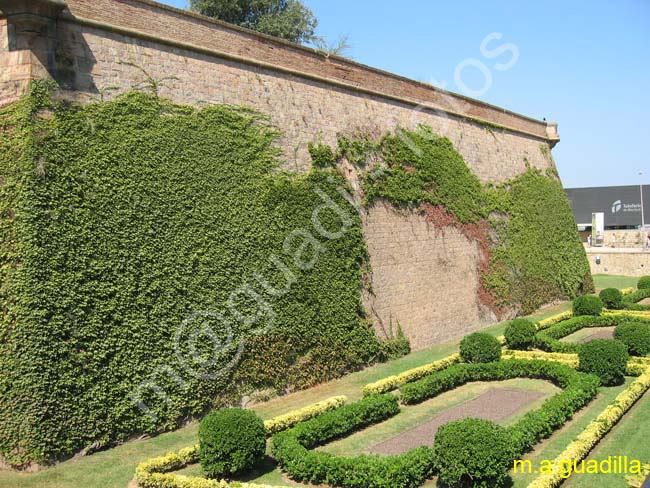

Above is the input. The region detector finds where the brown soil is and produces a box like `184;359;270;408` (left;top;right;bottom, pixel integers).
368;388;544;455
578;328;615;343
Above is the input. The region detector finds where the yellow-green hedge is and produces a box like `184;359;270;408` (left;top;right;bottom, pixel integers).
135;396;348;488
361;353;461;396
503;350;650;376
627;463;650;487
621;287;635;296
535;311;573;331
526;368;650;488
264;396;347;434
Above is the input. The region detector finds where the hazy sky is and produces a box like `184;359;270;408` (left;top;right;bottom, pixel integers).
160;0;649;189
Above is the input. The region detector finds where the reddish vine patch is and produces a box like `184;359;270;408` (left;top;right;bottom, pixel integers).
420;203;505;319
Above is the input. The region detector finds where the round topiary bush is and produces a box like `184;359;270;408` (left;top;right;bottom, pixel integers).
434;418;515;488
614;322;650;357
504;318;537;350
578;339;629;386
459;333;502;363
199;407;266;478
599;288;623;310
638;276;650;290
572;295;603;316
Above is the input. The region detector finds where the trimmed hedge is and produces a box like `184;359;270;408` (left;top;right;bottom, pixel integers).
578;340;629;386
614;323;650;357
459;333;502;363
638;276;650;289
271;394;436;488
621;287;650;311
572;295;603;316
199;408;266;478
505;318;536;350
599;288;623;309
434;419;515;488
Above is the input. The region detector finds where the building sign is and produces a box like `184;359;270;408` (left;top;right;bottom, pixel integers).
565;185;650;228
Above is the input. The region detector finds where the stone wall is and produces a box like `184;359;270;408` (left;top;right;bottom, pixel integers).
362;202;496;350
585;248;650;277
0;0;565;349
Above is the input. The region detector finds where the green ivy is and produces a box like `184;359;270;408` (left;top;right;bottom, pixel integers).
0;85;380;465
344;126;593;314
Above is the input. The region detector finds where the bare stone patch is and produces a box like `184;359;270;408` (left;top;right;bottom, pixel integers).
368;388;544;455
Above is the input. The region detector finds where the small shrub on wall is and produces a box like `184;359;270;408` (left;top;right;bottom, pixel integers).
578;340;629;386
459;333;502;363
198;408;266;478
573;295;603;316
434;418;515;488
599;288;623;309
504;318;536;350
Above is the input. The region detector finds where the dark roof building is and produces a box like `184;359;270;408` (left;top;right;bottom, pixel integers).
565;185;650;229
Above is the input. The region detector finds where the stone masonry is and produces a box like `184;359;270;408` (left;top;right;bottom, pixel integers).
0;0;564;349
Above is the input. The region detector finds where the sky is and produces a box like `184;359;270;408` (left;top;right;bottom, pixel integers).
161;0;649;189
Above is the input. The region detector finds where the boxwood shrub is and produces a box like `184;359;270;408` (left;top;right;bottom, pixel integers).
572;295;603;316
504;318;536;350
434;418;515;488
638;276;650;289
621;288;650;311
578;340;629;386
459;333;502;363
599;288;623;309
199;408;266;478
614;323;650;357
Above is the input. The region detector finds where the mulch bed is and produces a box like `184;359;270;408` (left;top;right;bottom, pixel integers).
368;388;544;455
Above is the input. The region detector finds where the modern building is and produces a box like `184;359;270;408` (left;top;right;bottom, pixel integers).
565;185;650;231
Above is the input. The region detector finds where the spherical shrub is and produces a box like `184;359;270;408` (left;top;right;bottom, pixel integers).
199;408;266;478
638;276;650;290
459;332;502;363
614;322;650;357
572;295;603;316
599;288;623;310
434;418;515;488
578;339;629;386
504;318;537;350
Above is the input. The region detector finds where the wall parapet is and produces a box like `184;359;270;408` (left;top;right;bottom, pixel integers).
0;0;559;145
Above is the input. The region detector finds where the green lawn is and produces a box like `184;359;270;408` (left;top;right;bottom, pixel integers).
565;388;650;488
592;274;639;291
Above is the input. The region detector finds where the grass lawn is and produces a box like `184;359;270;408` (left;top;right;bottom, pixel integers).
565;387;650;488
592;274;640;291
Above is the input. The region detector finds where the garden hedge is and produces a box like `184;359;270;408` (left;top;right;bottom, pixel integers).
572;295;603;316
504;318;537;350
599;288;623;309
199;408;266;478
614;323;650;357
271;394;436;488
578;340;629;386
459;332;502;363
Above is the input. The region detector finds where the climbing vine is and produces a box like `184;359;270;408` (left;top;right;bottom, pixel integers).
338;125;593;315
0;84;384;466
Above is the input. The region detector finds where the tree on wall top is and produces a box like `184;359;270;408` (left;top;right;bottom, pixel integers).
190;0;318;44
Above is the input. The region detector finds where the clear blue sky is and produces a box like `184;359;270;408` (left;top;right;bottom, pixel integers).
161;0;649;189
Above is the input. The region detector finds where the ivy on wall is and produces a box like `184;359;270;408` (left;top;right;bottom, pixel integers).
0;85;383;466
339;125;593;315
